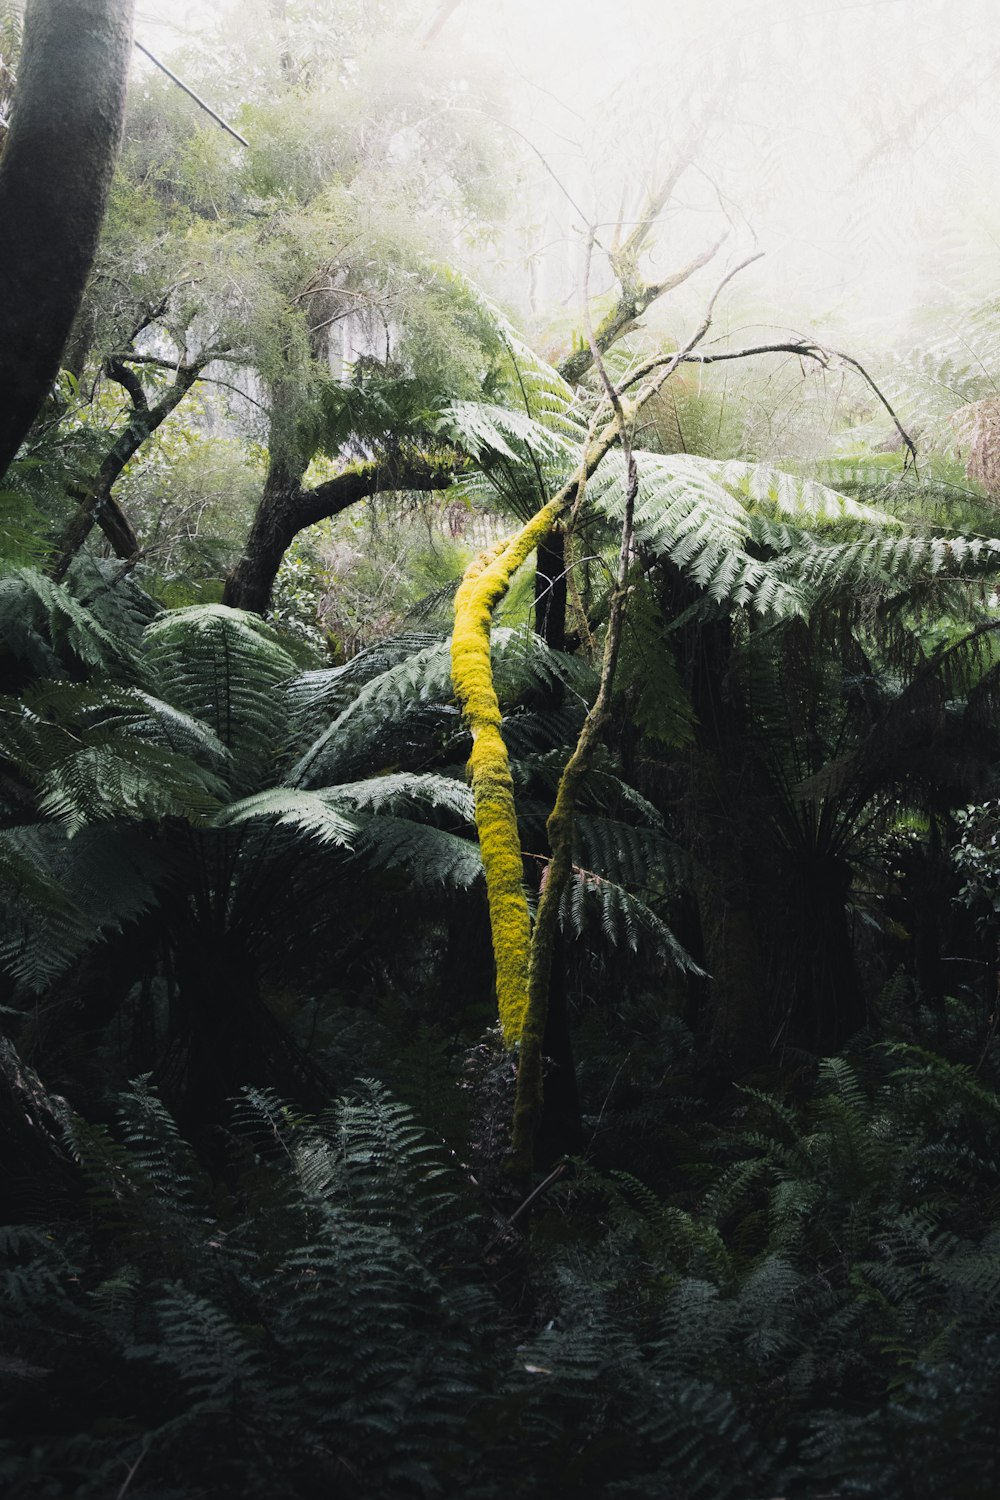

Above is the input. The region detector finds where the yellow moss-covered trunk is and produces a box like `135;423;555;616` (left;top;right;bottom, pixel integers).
451;497;564;1043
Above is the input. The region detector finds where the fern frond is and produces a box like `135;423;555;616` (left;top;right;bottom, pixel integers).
718;459;898;528
0;823;162;988
286;631;444;738
143;605;297;785
0;569;131;677
619;577;697;748
290;637;452;786
36;739;224;833
589;451;806;617
355;815;482;888
433;267;581;434
208;788;358;847
437;400;579;467
561;862;700;972
322;770;473;822
143;1286;260;1398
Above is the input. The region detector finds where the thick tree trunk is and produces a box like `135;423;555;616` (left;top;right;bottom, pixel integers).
223;453;307;615
224;450;462;614
0;0;135;481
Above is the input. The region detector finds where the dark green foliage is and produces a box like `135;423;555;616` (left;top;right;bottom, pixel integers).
0;1080;495;1498
9;1048;1000;1498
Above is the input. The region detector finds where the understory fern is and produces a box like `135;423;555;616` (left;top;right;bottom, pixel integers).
7;1049;1000;1498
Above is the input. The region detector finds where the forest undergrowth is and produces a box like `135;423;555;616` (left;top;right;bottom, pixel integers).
5;982;1000;1499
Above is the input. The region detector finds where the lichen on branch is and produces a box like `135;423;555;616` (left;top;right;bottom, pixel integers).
451;495;565;1043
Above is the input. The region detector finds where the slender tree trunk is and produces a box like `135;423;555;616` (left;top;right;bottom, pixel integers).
50;363;199;581
534;525;568;649
0;0;135;480
0;1037;78;1222
536;935;583;1166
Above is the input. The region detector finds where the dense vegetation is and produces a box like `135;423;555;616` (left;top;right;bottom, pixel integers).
4;2;1000;1495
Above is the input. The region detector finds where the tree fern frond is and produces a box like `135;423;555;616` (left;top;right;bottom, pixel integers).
355;815;482;888
436;400;579;467
0;823;162;988
291;626;581;787
143;605;297;784
718;459;899;528
437;398;580;520
286;632;445;739
433;267;581;434
589;452;806;617
491;625;592;702
570;814;681;893
12;680;232;769
0;569;131;678
561;862;700;972
793;531;1000;597
208;787;358;847
322;770;473;822
619;577;697;749
290;638;452;786
36;739;225;833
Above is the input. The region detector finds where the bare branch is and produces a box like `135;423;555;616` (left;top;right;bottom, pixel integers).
50;361;203;580
109;349;241;370
620;334;918;468
557;112;725;387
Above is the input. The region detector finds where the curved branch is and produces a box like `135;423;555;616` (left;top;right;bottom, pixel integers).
222;450;467;613
50;360;204;580
558;234;728;387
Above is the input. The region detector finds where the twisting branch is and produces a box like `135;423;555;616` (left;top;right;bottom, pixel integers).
104;356;148;413
224;448;467;614
49;354;213;580
558;116;725;388
558;234;728;387
420;0;464;46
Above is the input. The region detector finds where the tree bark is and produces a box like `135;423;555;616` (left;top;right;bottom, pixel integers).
557;237;726;388
0;0;135;481
0;1036;77;1223
223;450;463;614
533;525;568;650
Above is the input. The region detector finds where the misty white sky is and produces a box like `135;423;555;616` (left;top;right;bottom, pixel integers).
132;0;1000;352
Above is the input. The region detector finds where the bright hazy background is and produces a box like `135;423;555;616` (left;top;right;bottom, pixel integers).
133;1;1000;351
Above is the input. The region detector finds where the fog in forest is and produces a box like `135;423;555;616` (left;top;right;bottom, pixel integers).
137;0;1000;339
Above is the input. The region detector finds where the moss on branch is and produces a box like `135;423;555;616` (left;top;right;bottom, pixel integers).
451;496;564;1043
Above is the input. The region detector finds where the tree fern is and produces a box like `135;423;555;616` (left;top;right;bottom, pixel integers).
0;567;131;678
143;605;297;788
